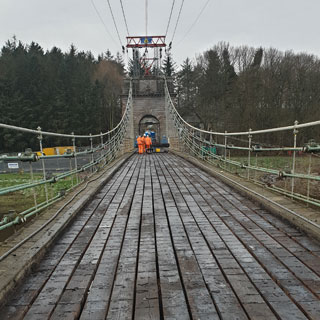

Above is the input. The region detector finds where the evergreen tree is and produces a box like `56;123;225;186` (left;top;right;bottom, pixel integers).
177;58;195;116
162;51;175;77
0;38;124;152
251;47;263;69
128;49;144;77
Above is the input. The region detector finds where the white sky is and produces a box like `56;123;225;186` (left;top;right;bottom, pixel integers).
1;0;320;67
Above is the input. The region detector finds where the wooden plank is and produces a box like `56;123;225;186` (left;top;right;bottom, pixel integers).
134;156;160;320
24;157;139;320
169;154;318;319
154;155;219;320
2;153;320;320
79;157;143;320
157;155;251;319
150;156;191;320
106;157;146;320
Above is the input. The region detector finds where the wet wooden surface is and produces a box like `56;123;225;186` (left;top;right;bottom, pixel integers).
1;154;320;319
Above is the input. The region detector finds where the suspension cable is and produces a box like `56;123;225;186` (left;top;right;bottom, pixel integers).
119;0;130;36
107;0;123;47
176;0;211;45
171;0;185;44
165;0;176;38
90;0;118;46
145;0;148;35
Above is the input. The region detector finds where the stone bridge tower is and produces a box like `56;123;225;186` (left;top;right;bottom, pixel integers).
121;77;179;152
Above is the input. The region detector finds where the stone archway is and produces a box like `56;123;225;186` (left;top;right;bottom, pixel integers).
139;115;160;142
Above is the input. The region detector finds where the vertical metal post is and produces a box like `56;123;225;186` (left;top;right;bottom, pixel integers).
165;90;169;144
224;131;227;169
90;133;94;174
291;120;298;197
113;132;116;159
100;132;106;166
37;126;49;203
192;129;196;156
69;158;74;187
72;132;79;184
29;162;38;209
110;133;114;160
209;134;213;162
199;132;202;159
306;153;312;206
255;153;258;181
247;128;252;180
100;132;103;146
178;125;181;151
107;132;111;163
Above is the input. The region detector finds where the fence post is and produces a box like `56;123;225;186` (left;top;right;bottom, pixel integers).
247;128;252;180
291;120;298;197
199;131;203;159
72;132;79;184
107;132;111;163
209;134;213;162
192;129;195;156
100;132;103;147
224;131;227;169
100;132;106;166
37;126;49;204
306;153;312;206
255;153;258;181
90;133;94;173
29;162;38;209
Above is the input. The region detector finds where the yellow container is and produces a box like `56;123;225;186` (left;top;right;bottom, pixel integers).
36;146;75;156
155;148;161;153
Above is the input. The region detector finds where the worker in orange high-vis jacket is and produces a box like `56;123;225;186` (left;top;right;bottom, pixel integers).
145;135;152;153
141;134;146;153
137;135;143;154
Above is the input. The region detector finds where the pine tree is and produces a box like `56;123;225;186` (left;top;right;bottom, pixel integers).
162;51;175;77
177;58;195;115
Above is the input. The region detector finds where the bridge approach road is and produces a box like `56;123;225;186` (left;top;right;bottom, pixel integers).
1;153;320;319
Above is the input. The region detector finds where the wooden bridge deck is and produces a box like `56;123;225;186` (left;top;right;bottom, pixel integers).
1;153;320;319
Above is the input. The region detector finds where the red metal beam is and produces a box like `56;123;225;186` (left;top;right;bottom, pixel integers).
126;36;166;48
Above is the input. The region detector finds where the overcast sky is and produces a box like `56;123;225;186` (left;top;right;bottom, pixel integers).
1;0;320;67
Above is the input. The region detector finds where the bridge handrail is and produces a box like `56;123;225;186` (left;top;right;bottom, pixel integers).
0;81;133;233
164;78;320;210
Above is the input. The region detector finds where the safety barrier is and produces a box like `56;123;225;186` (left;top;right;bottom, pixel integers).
164;79;320;208
0;81;133;231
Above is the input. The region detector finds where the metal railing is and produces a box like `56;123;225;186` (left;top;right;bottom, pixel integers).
0;81;133;231
164;79;320;208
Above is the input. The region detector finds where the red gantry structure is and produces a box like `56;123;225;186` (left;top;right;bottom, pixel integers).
126;36;166;48
126;36;166;76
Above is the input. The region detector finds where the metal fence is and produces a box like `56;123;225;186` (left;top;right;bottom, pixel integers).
165;79;320;209
0;81;133;231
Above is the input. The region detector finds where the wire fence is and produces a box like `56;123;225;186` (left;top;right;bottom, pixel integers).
165;79;320;209
0;81;133;232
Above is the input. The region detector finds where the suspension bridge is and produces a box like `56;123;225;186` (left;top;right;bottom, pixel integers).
0;77;319;320
0;1;320;319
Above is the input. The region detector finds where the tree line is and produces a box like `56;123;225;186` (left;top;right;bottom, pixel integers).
0;38;124;152
176;42;320;146
1;38;319;152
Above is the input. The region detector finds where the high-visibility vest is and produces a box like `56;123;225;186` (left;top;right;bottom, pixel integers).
145;136;152;145
137;137;142;145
